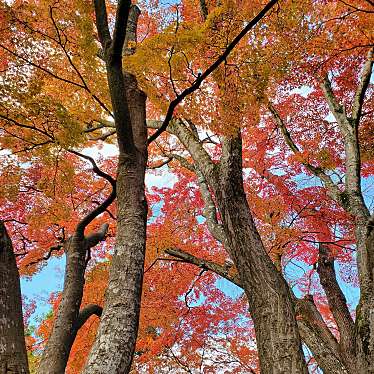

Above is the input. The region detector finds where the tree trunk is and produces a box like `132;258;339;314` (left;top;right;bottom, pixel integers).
83;72;147;373
213;135;307;374
37;236;89;374
168;120;307;373
0;220;29;374
355;222;374;373
83;4;148;371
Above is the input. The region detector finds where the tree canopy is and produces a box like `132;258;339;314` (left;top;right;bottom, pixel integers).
0;0;373;373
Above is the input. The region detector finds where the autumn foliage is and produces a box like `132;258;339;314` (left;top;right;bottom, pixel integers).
0;0;373;373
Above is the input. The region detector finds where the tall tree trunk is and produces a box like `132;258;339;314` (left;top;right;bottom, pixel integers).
38;225;110;374
168;120;307;373
355;222;374;373
214;135;307;374
0;220;29;374
83;72;147;373
38;236;88;374
83;5;147;370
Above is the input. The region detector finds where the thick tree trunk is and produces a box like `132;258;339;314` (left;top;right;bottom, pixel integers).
37;236;89;374
38;224;110;374
0;221;29;374
83;4;148;372
168;121;307;373
213;135;307;374
83;73;147;373
355;222;374;373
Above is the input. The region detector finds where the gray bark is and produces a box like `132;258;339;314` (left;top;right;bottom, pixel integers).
83;3;148;372
37;225;109;374
168;120;307;373
0;220;29;374
167;246;349;373
271;49;373;373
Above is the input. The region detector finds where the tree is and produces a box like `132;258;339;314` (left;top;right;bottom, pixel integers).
1;0;372;372
0;220;29;373
0;0;279;372
126;0;373;372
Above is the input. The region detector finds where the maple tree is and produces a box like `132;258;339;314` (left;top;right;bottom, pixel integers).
0;0;373;373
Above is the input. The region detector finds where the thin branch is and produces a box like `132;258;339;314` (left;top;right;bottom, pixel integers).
26;243;63;267
147;157;172;169
88;129;116;141
49;6;113;117
0;114;55;140
268;103;343;203
0;42;85;89
68;150;116;237
147;0;279;144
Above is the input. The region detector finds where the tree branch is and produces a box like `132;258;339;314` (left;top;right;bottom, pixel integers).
25;243;63;267
74;304;103;331
85;223;109;248
321;75;369;219
351;48;373;126
321;75;352;136
199;0;208;20
165;247;241;287
123;5;141;56
147;0;279;144
268;103;343;203
295;295;342;359
169;119;218;186
68;150;116;237
297;320;348;374
166;246;347;372
195;168;227;244
111;0;132;60
317;244;356;359
93;0;112;49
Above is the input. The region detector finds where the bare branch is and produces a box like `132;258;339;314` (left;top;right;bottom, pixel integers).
147;0;279;143
68;150;116;237
165;247;241;287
